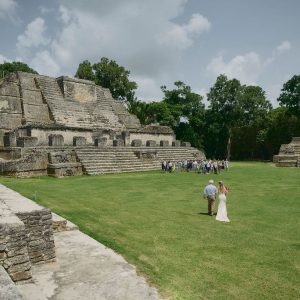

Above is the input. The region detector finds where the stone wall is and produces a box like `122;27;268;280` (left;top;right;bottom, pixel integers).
129;132;174;146
0;201;32;282
0;184;56;282
0;148;48;177
57;76;97;103
0;73;22;143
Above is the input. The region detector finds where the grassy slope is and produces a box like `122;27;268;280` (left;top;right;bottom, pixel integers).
0;162;299;299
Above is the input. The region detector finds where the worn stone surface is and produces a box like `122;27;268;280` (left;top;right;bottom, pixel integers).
17;137;38;147
73;136;86;146
160;140;169;147
146;140;156;147
113;139;125;147
17;230;160;300
274;137;300;167
172;140;181;147
49;135;64;146
181;141;191;147
131;139;142;147
0;266;24;300
0;200;32;282
0;184;56;266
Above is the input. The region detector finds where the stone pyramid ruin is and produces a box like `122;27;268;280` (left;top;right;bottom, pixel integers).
0;72;205;177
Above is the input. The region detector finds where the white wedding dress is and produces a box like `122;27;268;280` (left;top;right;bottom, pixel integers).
216;193;230;222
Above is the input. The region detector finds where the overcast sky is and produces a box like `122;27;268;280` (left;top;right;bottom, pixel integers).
0;0;299;106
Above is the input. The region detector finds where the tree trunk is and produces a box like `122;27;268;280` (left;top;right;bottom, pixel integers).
226;127;232;160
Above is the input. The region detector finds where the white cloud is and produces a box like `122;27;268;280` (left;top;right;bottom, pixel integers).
276;41;291;54
0;53;10;63
264;40;291;65
16;17;50;56
0;0;17;21
158;13;210;50
30;51;60;76
133;76;163;102
12;1;210;99
207;52;262;85
207;41;292;86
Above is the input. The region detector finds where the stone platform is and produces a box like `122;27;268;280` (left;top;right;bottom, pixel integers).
17;230;160;300
273;137;300;167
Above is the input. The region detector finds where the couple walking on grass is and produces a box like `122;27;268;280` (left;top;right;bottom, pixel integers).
203;179;230;222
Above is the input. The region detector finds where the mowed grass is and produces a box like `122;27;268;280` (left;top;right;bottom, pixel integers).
0;162;299;299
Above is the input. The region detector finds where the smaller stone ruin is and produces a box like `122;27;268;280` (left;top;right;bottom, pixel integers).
273;137;300;167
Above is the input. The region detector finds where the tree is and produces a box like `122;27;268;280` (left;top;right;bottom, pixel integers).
161;81;205;148
75;60;94;81
75;57;137;102
0;61;38;78
207;75;242;159
278;75;300;117
207;74;272;160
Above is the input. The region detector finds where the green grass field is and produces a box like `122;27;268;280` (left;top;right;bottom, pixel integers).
0;162;299;299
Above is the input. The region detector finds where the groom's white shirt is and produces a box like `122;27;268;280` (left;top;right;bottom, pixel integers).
204;184;217;197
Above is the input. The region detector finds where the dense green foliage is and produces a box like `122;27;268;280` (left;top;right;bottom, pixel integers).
1;163;299;299
75;58;137;101
0;61;38;78
278;75;300;117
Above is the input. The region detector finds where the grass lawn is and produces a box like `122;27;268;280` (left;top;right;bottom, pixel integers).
0;162;299;299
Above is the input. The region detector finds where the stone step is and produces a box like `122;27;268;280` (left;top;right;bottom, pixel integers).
84;167;159;175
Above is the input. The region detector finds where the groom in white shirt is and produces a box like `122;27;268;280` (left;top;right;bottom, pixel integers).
203;179;218;216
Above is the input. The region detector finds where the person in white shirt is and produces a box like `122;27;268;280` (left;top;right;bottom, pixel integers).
203;179;218;216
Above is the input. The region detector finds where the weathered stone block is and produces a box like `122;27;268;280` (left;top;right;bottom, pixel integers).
23;103;51;123
0;113;22;130
146;140;156;147
10;270;31;282
181;141;191;147
131;139;142;147
160;140;169;147
16;137;38;147
47;163;83;177
73;136;86;146
22;89;43;104
48;134;64;146
113;139;124;147
4;132;17;147
94;137;107;147
172;140;181;147
18;74;37;90
0;96;22;113
0;84;20;97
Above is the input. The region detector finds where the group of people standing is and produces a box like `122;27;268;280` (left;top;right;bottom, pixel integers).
161;159;229;174
203;179;230;222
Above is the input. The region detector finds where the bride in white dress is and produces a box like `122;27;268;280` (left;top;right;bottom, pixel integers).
216;181;230;222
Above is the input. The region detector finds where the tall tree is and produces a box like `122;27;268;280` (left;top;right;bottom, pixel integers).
207;75;241;159
75;57;137;102
278;75;300;117
207;75;272;159
161;81;205;148
0;61;38;78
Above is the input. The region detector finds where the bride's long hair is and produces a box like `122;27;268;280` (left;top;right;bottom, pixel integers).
218;181;228;193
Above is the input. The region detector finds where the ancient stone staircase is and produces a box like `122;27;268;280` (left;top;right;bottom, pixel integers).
76;148;159;175
76;147;204;175
36;76;123;130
